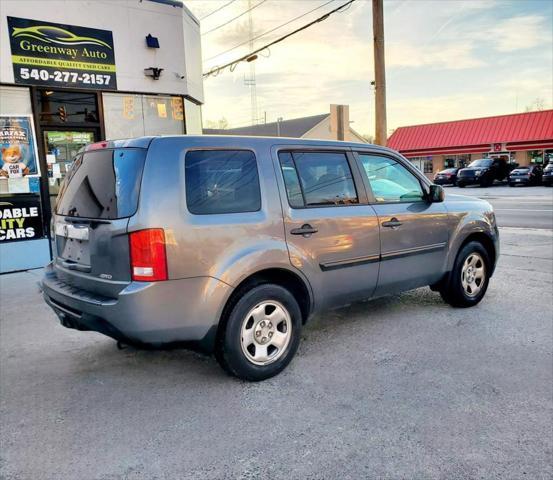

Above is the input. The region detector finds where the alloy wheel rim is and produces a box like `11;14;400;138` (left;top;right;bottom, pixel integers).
461;252;486;297
240;301;292;366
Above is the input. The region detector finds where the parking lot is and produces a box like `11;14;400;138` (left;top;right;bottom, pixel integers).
1;188;552;479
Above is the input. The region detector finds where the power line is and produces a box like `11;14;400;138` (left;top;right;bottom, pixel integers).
199;0;237;21
204;0;337;63
202;0;269;36
203;0;357;78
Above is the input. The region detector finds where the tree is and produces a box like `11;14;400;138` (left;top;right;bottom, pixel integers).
360;133;375;144
205;117;229;129
525;98;546;112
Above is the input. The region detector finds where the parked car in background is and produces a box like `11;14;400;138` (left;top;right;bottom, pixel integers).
434;167;460;186
457;158;512;187
41;136;499;381
542;161;553;186
509;164;543;186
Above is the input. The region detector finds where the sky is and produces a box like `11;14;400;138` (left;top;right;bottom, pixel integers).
187;0;553;137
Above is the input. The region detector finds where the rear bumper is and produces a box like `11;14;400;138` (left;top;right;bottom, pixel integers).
41;263;232;352
456;176;480;185
509;177;531;184
433;177;455;185
542;174;553;185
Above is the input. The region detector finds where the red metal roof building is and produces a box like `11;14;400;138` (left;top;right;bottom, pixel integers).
387;110;553;177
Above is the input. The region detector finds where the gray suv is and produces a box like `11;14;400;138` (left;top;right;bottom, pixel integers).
42;136;499;381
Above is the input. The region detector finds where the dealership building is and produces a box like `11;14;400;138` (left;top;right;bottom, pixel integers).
387;110;553;178
0;0;203;273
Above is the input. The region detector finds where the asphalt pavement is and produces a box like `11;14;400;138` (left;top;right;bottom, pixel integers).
1;190;552;479
444;184;553;229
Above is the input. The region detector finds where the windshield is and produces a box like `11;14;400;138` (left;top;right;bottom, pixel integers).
56;148;146;219
468;159;493;168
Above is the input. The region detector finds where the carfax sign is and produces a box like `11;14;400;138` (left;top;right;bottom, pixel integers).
7;17;117;90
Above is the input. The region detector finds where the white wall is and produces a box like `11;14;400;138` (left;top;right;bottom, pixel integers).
303;117;367;143
0;0;204;102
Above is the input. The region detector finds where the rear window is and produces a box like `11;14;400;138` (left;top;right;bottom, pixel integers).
56;148;146;219
185;150;261;215
469;159;493;168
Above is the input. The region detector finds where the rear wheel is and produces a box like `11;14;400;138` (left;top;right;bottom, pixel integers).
215;284;302;381
439;241;490;308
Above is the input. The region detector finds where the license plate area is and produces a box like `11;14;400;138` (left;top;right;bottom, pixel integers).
55;222;90;265
55;222;89;240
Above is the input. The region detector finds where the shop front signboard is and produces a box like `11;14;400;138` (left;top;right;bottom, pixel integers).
0;194;44;243
7;17;117;90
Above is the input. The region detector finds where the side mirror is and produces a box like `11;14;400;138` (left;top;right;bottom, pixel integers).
428;184;445;203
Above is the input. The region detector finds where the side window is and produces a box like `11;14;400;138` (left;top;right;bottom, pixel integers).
185;150;261;214
359;154;424;203
279;151;358;207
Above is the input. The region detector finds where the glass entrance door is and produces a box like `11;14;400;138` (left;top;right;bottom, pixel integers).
43;129;96;211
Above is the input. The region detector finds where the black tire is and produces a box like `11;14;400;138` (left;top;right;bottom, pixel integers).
458;183;466;188
509;183;515;187
215;284;302;381
480;177;492;188
439;241;491;308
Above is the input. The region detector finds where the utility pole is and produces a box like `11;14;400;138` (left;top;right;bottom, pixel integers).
244;0;259;125
372;0;387;146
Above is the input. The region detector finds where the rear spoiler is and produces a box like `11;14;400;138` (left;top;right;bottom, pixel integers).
84;137;157;152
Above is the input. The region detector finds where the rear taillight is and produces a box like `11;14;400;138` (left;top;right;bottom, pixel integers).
129;229;168;281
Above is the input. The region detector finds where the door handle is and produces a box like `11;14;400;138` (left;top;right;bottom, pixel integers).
290;224;318;236
382;217;403;228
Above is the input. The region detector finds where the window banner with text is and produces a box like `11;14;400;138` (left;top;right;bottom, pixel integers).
0;194;44;243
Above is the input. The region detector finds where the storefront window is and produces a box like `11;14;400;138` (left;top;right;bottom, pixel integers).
530;150;544;164
35;90;99;125
410;156;433;174
184;98;202;134
0;86;33;116
444;154;470;169
102;93;184;139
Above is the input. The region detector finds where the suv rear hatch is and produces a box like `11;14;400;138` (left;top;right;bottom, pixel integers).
52;145;147;298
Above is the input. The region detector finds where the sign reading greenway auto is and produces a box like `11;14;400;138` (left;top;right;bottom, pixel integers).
7;17;117;90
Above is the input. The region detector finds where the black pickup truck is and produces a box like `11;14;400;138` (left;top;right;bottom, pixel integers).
457;158;513;187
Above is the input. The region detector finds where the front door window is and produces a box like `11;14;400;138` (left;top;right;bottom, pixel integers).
43;130;95;207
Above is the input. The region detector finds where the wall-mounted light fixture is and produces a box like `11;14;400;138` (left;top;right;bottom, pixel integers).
146;34;160;48
144;67;164;80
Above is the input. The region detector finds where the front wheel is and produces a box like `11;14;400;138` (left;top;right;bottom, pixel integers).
439;241;490;308
215;284;302;381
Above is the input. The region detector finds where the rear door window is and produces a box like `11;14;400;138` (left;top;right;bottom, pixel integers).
56;148;146;219
185;150;261;215
279;151;358;207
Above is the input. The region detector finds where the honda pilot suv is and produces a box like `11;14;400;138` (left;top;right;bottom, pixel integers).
42;136;499;381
